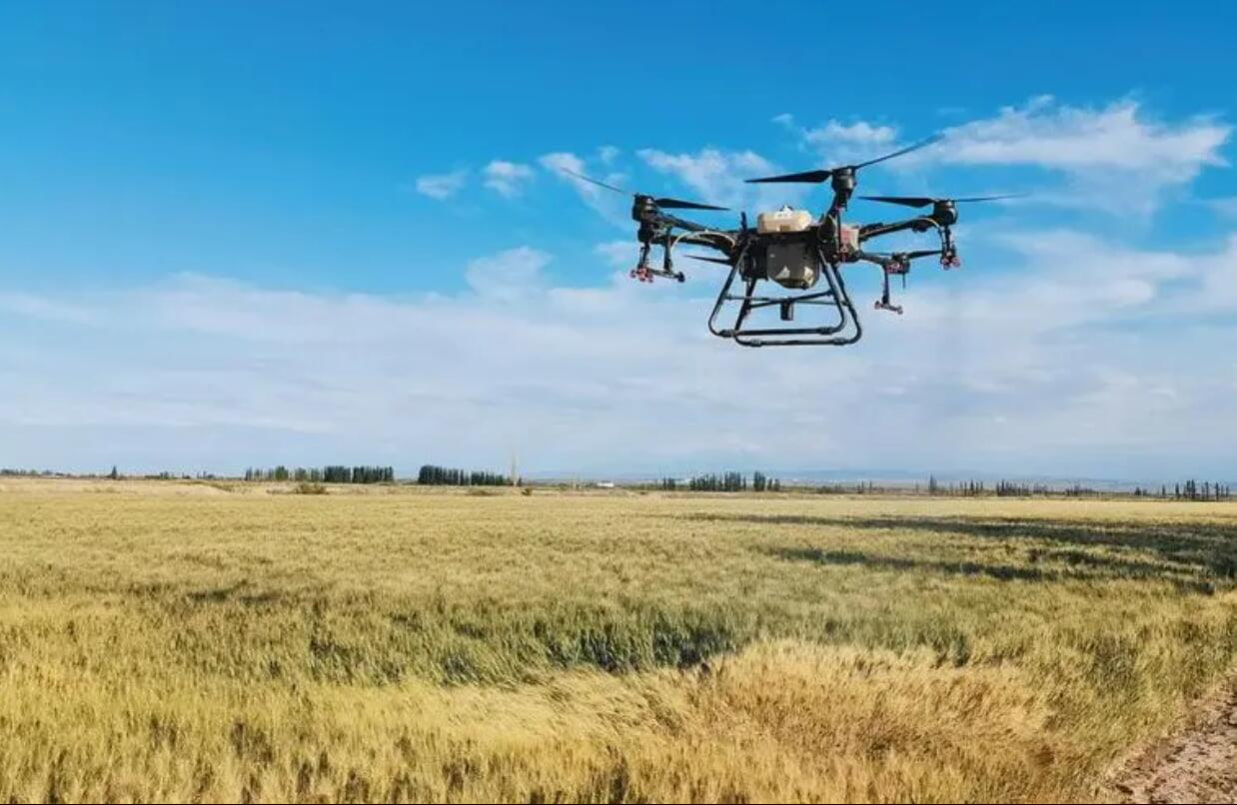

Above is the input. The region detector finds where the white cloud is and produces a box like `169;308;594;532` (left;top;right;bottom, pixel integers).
482;160;534;197
637;147;805;212
927;97;1231;215
5;233;1237;478
803;121;898;148
937;96;1227;173
597;145;620;164
414;169;468;200
538;152;593;194
539;151;631;224
774;114;902;166
776;99;1230;215
0;293;98;325
594;240;638;271
637;148;771;205
464;246;550;301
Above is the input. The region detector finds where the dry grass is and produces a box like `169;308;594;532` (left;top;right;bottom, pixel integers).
2;479;1237;802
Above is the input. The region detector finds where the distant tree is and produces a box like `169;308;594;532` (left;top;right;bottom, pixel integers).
417;464;506;486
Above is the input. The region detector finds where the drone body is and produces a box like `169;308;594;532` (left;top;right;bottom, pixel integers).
566;138;1018;347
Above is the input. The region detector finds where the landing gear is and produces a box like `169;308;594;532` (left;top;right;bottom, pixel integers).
630;242;685;282
629;266;685;283
707;244;862;347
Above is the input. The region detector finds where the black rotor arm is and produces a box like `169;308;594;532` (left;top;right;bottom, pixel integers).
849;248;947;315
858;216;940;243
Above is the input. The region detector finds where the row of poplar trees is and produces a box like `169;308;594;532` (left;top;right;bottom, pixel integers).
416;465;510;486
243;465;394;484
660;471;782;492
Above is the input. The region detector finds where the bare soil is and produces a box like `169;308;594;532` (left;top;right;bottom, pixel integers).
1108;679;1237;803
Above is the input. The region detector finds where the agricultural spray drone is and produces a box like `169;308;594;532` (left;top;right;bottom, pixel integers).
565;137;1020;347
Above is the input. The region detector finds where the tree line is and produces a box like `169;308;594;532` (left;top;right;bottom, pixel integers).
924;475;1234;500
417;465;511;486
1172;480;1233;501
243;465;394;484
658;471;782;492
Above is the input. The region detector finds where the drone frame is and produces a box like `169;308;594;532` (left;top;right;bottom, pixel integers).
705;237;863;347
569;141;1008;347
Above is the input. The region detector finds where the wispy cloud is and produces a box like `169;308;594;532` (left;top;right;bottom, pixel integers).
927;97;1230;215
774;113;898;148
0;293;98;325
414;169;468;200
464;246;550;300
5;232;1237;476
482;160;534;198
774;113;904;166
636;147;807;212
935;96;1227;173
637;148;772;207
594;240;638;271
539;151;631;223
775;98;1231;216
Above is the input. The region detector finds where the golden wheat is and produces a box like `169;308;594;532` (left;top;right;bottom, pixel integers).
2;479;1236;802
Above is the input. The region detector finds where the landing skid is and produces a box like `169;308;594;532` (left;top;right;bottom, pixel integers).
707;246;863;347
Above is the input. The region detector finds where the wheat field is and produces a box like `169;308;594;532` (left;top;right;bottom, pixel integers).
2;479;1237;802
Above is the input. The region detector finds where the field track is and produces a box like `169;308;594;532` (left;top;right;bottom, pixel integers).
1109;676;1237;803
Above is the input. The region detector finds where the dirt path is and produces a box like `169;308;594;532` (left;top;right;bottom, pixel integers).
1108;681;1237;803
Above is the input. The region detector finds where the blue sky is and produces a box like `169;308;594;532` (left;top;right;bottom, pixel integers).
3;1;1237;479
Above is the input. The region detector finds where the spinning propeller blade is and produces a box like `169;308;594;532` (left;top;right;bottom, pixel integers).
951;194;1027;203
859;193;1026;208
559;168;629;196
859;195;935;208
744;168;835;185
684;254;733;265
852;136;943;170
653;197;729;211
557;168;728;211
744;135;941;184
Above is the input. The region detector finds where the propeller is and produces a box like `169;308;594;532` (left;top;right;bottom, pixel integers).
558;168;728;211
744;136;941;184
859;193;1025;208
684;254;734;266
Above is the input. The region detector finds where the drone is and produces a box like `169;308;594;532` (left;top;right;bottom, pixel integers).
564;137;1020;347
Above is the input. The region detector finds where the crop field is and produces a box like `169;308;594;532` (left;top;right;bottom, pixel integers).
3;479;1237;803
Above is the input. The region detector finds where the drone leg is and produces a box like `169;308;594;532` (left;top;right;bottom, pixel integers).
733;276;760;331
708;245;864;346
940;229;962;269
633;243;653;281
661;243;680;282
707;246;742;336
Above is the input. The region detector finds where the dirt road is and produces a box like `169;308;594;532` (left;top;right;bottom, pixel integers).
1109;681;1237;803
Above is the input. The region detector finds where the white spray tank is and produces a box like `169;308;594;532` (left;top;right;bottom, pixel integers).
756;206;819;289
